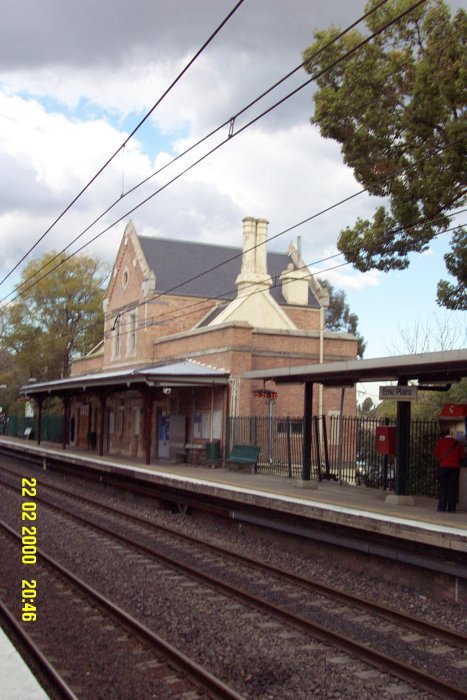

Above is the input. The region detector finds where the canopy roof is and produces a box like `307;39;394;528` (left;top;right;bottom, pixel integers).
245;349;467;387
20;359;229;397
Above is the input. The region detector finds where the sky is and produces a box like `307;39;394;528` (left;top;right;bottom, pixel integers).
0;0;465;400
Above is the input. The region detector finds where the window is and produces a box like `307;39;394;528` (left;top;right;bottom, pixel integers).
113;316;121;358
128;313;137;354
277;419;303;436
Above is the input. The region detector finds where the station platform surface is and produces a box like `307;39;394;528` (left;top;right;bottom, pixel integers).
0;627;49;700
1;436;466;557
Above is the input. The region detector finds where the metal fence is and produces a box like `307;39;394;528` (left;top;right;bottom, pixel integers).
4;411;440;497
227;415;440;497
2;414;63;443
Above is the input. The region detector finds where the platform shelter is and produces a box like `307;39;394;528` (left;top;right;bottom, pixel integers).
246;349;467;503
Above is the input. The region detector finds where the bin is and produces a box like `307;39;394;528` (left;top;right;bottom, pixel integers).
205;440;220;464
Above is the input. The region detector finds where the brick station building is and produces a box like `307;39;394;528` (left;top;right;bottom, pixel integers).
21;217;357;464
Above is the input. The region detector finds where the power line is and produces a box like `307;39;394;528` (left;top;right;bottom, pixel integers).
4;0;393;301
102;215;465;344
4;0;437;310
102;218;465;347
0;0;247;289
8;0;453;324
5;126;464;312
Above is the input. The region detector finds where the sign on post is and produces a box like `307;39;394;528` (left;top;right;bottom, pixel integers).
379;386;418;401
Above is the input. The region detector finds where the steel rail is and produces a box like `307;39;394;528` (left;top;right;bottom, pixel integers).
4;478;465;700
0;518;245;700
1;468;464;650
0;598;80;700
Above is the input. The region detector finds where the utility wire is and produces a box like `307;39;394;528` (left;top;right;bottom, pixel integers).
4;0;435;308
6;128;464;312
0;0;247;289
101;220;465;346
5;0;392;301
103;215;466;343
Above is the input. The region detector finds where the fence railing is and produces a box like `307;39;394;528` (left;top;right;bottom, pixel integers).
2;414;63;443
3;412;440;497
227;415;440;497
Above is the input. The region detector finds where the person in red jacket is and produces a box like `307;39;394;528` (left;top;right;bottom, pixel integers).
433;428;466;513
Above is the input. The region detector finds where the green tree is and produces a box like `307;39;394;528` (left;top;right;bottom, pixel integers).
0;252;107;384
320;279;367;357
303;0;466;309
358;396;377;416
377;379;467;420
437;228;467;310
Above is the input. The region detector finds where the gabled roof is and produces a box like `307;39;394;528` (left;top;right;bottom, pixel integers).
138;235;320;308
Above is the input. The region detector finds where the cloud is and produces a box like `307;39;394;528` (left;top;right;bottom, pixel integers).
318;267;382;291
1;0;464;358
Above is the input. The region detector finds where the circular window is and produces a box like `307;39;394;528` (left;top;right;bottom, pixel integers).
122;269;129;288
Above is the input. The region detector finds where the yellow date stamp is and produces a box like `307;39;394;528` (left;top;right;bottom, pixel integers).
21;477;37;622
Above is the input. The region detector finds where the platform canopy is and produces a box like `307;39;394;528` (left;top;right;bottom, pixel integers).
246;349;467;492
245;349;467;387
20;359;229;398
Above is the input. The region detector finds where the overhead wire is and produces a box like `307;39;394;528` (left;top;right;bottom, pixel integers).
4;0;446;324
101;220;465;347
0;0;248;289
3;0;393;302
6;124;462;313
91;206;466;345
7;0;459;341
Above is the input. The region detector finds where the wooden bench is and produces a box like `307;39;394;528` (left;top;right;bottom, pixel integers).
224;445;261;474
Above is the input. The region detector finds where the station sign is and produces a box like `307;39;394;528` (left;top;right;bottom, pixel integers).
252;389;278;400
379;386;418;401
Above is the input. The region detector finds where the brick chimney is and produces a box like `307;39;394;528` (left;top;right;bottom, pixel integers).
235;217;272;297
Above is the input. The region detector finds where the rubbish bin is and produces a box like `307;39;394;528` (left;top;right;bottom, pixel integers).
205;440;220;465
87;431;97;449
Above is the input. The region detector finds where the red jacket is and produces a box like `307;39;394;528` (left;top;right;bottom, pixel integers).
434;436;465;468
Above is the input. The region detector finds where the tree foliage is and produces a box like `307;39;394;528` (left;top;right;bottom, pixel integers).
303;0;466;309
0;252;107;384
437;228;467;310
320;279;367;357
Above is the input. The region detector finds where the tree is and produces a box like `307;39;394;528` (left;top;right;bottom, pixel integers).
320;279;367;357
379;313;466;419
437;228;467;310
303;0;466;309
387;312;467;355
0;252;107;384
358;396;377;416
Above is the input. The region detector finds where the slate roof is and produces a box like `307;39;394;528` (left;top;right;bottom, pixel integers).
138;236;320;308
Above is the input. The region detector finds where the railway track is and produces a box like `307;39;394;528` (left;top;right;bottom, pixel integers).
0;516;244;700
0;461;466;699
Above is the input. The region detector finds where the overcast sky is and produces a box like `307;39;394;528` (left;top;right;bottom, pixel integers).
0;0;465;389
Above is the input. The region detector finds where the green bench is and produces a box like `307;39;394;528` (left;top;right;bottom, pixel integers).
224;445;261;474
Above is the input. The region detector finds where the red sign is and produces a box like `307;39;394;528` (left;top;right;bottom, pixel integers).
252;390;277;400
439;404;467;418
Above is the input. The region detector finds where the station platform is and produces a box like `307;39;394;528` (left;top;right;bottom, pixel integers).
0;627;49;700
1;436;466;559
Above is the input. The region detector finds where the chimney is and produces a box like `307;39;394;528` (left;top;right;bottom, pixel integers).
235;217;272;296
280;263;309;306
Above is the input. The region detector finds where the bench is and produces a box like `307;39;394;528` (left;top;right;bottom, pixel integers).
224;445;261;474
